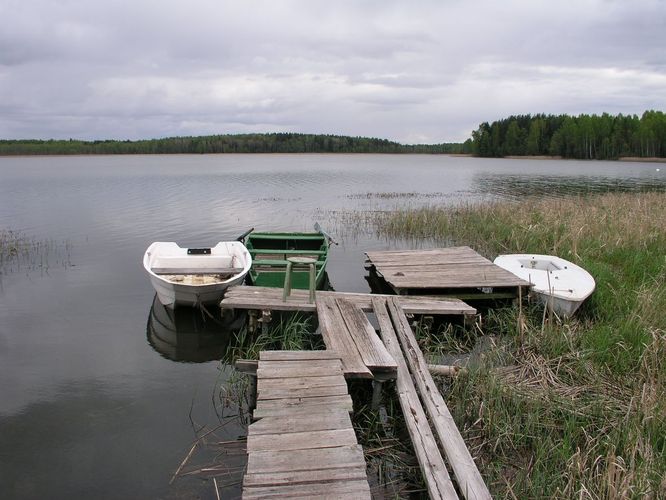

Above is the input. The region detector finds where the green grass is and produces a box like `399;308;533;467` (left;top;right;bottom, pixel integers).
368;192;666;498
223;312;323;363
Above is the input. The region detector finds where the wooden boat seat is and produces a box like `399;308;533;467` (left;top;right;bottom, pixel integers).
151;267;244;275
250;249;327;255
252;259;323;267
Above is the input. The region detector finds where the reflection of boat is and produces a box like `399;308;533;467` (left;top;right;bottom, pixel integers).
494;254;595;317
243;231;330;289
143;241;251;308
147;295;237;362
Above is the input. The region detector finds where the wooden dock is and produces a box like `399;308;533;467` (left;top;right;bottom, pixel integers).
243;350;371;499
366;246;531;300
221;287;477;316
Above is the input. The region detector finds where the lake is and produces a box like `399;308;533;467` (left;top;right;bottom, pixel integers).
0;154;664;498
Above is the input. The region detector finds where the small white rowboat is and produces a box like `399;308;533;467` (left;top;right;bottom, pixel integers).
143;241;252;309
493;254;595;317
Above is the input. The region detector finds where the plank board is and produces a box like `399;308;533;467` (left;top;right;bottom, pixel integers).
259;350;341;361
335;298;397;375
220;286;476;315
386;297;491;500
252;405;353;419
247;428;358;452
257;375;344;391
316;296;373;379
243;479;371;499
256;365;343;379
248;408;351;436
255;394;354;412
243;466;367;487
257;384;349;400
372;297;458;500
247;444;366;474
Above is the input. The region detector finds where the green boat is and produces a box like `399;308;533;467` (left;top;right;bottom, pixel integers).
243;230;331;289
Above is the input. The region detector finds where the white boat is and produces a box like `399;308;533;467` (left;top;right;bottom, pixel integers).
143;241;252;309
493;254;595;317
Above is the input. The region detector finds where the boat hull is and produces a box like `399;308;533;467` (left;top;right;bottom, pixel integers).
493;254;595;318
143;241;252;309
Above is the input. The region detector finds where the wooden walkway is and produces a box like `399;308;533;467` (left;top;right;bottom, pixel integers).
221;287;477;316
366;246;531;299
243;351;371;499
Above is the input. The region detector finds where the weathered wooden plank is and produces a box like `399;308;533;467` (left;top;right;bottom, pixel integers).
386;297;491;500
257;383;349;400
257;359;343;371
259;350;341;361
335;298;397;375
255;394;353;412
252;404;353;420
243;466;367;487
247;444;366;474
247;428;358;452
243;478;371;499
257;375;344;391
316;296;373;379
220;286;476;315
248;408;352;435
372;297;458;500
384;266;529;288
256;365;343;379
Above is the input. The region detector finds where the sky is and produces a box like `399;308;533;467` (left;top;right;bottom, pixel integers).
1;0;665;144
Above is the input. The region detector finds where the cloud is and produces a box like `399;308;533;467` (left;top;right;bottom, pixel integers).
1;0;665;142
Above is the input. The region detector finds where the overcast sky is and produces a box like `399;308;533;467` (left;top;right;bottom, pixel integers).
1;0;665;143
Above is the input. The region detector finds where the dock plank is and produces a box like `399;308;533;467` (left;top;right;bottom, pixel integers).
373;297;458;500
243;479;371;499
259;350;341;361
257;375;343;391
248;408;351;436
255;394;353;411
220;287;476;315
386;297;491;500
247;444;366;474
247;428;358;452
316;296;373;379
243;467;367;487
335;298;397;375
257;384;349;400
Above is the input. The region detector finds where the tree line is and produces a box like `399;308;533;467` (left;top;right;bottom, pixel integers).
0;133;467;155
470;110;666;159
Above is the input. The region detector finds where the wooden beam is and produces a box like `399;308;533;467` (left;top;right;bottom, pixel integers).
372;297;458;500
386;297;491;500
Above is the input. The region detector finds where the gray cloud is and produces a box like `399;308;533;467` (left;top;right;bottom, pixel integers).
1;0;665;143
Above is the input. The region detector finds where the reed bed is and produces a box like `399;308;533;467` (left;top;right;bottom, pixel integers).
0;229;71;274
365;192;666;498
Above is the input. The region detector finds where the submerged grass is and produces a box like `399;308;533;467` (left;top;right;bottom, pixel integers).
0;229;71;275
368;192;666;498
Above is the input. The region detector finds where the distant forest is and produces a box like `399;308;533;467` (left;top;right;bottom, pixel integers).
471;110;666;159
0;133;466;155
2;111;664;159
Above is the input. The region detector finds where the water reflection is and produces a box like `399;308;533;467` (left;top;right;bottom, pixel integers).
472;173;666;199
146;295;243;363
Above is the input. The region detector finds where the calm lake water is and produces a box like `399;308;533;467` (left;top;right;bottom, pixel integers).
1;154;664;499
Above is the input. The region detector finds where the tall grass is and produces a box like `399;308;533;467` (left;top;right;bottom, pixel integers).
223;312;322;363
369;192;665;498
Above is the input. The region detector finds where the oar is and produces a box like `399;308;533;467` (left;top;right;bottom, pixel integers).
314;222;338;245
236;227;254;242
